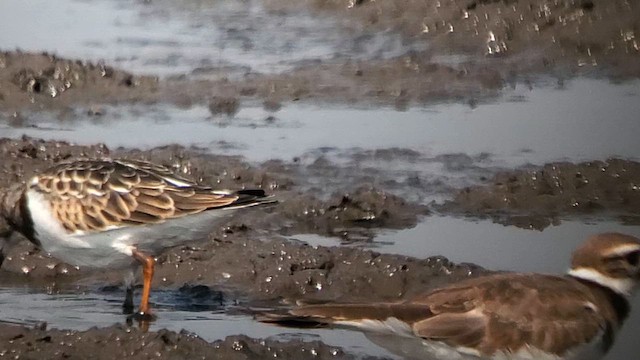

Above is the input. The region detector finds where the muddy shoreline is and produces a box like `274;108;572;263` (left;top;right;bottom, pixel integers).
0;322;383;360
1;0;639;358
1;137;640;357
439;158;640;230
1;1;638;113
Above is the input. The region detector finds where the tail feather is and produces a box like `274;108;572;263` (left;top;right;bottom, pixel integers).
256;303;432;330
228;190;278;209
236;189;269;197
257;311;333;329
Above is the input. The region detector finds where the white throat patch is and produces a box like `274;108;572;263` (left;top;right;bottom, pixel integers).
568;267;635;297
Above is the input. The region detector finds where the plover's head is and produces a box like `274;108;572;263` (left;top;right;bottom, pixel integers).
569;233;640;297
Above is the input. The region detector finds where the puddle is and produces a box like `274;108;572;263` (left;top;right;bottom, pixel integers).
291;216;640;359
295;217;640;274
0;0;416;77
0;287;394;359
2;78;638;166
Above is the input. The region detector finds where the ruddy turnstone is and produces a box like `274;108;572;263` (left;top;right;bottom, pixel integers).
0;159;276;320
259;233;640;360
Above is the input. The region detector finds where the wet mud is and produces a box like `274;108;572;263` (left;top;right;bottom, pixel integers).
295;0;640;76
0;138;466;290
0;322;379;360
0;50;502;113
1;0;639;358
0;138;477;358
1;137;639;357
0;51;159;113
439;158;640;230
1;0;638;113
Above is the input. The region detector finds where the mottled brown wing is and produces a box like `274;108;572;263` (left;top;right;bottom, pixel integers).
407;281;487;349
412;273;607;355
31;160;241;233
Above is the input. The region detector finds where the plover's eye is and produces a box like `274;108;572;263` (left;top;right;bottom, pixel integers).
624;250;640;267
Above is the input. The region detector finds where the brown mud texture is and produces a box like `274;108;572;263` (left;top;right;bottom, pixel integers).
0;138;477;359
0;323;382;360
0;0;638;113
439;159;640;230
1;0;639;358
2;138;640;358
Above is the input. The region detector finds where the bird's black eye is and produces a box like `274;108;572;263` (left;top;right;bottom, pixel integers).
624;251;640;267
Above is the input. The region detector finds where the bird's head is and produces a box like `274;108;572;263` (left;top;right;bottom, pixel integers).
568;233;640;298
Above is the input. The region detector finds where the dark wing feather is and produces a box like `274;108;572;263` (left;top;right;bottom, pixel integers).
259;303;432;330
31;159;270;233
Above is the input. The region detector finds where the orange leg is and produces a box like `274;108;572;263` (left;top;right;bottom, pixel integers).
131;249;155;317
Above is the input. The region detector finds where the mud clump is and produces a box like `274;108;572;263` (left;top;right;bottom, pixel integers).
279;186;429;241
294;0;640;77
0;323;371;360
152;236;484;302
1;227;484;304
0;1;638;113
0;51;158;112
208;96;240;116
439;158;640;229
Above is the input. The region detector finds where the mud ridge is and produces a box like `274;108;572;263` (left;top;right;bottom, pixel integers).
0;322;381;360
438;158;640;229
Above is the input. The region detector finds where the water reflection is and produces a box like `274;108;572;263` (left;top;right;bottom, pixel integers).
2;79;638;167
0;0;416;77
0;287;393;359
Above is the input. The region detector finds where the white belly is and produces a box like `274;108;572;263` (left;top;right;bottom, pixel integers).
365;336;606;360
347;316;607;360
27;190;237;269
418;335;606;360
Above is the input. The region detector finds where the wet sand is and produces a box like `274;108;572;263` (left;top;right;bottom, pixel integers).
1;0;639;358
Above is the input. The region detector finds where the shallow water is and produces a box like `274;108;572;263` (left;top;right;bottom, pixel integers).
2;78;638;166
2;77;639;208
0;0;415;77
0;287;391;359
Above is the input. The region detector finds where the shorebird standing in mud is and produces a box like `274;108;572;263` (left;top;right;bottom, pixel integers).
0;159;276;322
259;233;640;360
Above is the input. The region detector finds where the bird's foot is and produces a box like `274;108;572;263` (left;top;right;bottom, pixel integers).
126;311;157;332
127;311;157;322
